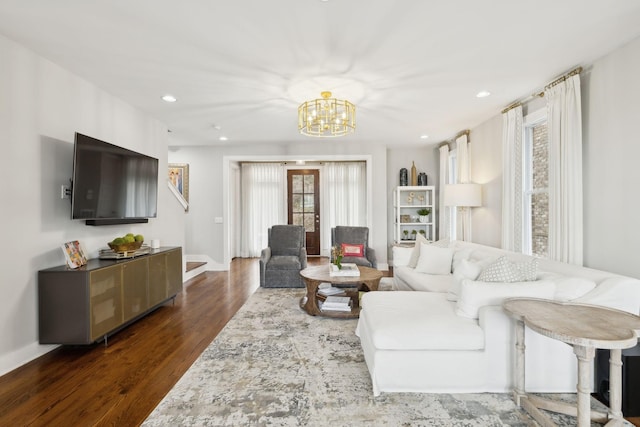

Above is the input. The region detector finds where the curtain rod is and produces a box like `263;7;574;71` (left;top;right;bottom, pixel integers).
439;129;470;148
501;66;583;114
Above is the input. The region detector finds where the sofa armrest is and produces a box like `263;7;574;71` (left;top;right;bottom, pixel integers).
366;247;377;269
259;247;271;286
299;247;308;269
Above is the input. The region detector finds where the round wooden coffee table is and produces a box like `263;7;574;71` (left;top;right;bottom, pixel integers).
299;265;383;318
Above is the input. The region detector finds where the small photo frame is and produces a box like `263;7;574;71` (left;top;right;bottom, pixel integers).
168;163;189;203
400;214;411;223
61;240;87;269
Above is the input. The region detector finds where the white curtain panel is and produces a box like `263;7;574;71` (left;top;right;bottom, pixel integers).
456;133;472;241
240;163;285;257
546;74;583;265
321;162;367;255
501;105;524;252
438;144;450;240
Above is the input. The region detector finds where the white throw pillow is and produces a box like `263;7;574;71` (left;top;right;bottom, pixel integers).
456;279;556;319
447;257;494;302
451;248;473;272
478;256;525;283
415;243;455;275
406;232;429;268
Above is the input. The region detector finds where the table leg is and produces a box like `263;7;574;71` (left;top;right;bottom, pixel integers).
301;278;321;316
574;345;595;427
608;348;623;422
514;319;526;405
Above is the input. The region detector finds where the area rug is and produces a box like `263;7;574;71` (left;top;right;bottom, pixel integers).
143;288;620;426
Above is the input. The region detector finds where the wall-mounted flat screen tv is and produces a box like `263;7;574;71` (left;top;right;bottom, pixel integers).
71;133;158;225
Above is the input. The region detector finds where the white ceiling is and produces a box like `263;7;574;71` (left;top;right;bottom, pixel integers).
1;0;639;147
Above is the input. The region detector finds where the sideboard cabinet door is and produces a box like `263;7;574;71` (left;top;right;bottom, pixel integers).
89;266;123;342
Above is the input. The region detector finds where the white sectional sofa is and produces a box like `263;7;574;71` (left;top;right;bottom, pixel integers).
355;240;640;396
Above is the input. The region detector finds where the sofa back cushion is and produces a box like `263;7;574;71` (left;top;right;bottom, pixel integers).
415;243;454;275
456;279;556;319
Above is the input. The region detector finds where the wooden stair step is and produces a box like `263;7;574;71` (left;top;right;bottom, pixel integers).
186;261;207;273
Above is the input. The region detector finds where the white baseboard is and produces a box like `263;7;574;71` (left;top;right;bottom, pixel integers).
0;342;58;377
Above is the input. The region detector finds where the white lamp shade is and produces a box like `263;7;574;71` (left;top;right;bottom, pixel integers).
444;183;482;207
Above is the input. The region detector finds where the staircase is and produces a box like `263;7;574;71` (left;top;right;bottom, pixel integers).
183;255;227;283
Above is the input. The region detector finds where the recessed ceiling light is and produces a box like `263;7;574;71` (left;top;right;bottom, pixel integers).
476;91;491;98
219;136;228;141
420;134;429;140
161;94;177;103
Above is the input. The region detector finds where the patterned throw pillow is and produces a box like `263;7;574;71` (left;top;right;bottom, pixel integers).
516;259;538;281
477;256;525;283
341;243;364;257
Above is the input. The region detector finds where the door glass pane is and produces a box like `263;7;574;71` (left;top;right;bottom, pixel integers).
303;175;314;193
303;195;314;212
292;175;303;193
292;194;303;212
293;213;304;226
304;214;315;232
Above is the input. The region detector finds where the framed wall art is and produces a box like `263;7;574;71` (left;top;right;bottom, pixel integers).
168;163;189;203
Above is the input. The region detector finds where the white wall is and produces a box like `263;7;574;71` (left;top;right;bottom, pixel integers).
468;35;640;279
169;142;389;267
582;36;640;277
0;34;185;375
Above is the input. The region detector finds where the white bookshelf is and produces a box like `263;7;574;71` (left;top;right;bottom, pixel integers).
393;186;436;244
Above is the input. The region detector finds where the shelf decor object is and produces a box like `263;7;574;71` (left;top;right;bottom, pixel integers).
298;91;355;137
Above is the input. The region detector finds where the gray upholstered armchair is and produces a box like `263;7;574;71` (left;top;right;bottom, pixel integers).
259;225;307;288
331;226;377;269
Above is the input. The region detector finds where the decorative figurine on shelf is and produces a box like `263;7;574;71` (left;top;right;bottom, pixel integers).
407;191;415;204
411;161;418;186
399;168;408;186
331;245;343;270
418;172;428;186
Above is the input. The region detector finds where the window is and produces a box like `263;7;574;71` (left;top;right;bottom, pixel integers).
523;109;548;257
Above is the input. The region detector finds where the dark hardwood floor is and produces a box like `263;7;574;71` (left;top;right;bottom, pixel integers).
0;258;637;427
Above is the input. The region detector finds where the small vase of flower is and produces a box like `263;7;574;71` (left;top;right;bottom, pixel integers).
331;245;343;270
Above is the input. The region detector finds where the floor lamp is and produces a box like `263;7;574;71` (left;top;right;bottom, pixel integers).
444;183;482;241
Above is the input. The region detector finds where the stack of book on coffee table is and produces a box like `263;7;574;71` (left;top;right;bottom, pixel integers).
318;284;345;296
320;296;352;312
329;263;360;277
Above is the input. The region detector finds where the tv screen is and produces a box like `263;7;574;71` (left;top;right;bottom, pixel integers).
71;133;158;223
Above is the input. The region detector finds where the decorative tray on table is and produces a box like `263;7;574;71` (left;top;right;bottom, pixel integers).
99;244;150;259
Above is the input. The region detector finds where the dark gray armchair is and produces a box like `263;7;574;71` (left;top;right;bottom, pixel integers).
331;226;377;269
260;225;307;288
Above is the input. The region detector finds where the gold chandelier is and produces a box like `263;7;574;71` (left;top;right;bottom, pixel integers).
298;91;356;137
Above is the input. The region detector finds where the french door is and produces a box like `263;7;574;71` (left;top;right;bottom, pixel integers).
287;169;320;255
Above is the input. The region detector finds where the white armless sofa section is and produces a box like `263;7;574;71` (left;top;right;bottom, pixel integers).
355;240;640;396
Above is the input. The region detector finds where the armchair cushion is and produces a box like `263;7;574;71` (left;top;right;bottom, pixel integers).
266;255;302;270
